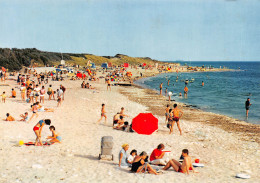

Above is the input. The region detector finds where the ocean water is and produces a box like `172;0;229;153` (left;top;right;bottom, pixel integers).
135;61;260;124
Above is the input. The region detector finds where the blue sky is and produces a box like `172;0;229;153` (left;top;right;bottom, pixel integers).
0;0;259;61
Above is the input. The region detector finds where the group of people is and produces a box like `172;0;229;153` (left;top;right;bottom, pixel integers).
119;143;196;175
33;119;61;146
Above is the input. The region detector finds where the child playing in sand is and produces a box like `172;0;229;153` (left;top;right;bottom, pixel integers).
33;119;51;146
113;116;124;129
5;113;15;121
10;88;16;98
19;112;29;122
1;91;6;103
47;125;61;144
162;149;197;175
97;103;107;124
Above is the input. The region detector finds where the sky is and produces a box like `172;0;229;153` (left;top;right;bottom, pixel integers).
0;0;259;61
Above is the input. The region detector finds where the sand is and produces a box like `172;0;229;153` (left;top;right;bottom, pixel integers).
0;69;259;183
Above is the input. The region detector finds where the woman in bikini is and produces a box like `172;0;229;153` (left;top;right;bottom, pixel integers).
33;119;51;146
131;151;159;175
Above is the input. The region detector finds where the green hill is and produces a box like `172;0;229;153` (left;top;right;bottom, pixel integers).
0;48;161;71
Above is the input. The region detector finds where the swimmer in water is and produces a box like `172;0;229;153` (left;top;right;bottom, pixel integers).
202;81;204;86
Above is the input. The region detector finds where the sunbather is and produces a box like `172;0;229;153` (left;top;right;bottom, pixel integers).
162;149;197;174
131;151;159;175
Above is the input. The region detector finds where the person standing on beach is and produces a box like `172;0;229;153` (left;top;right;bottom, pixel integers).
165;104;170;123
159;83;163;95
172;104;183;135
97;103;107;124
60;85;66;100
106;78;111;91
165;88;168;96
245;98;252;117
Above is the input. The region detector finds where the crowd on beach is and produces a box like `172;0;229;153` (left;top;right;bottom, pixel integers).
0;68;65;145
0;63;255;179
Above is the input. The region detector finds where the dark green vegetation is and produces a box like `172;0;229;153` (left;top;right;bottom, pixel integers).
0;48;160;71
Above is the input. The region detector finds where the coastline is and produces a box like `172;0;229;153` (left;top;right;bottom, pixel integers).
0;68;259;182
119;83;260;144
122;69;260;144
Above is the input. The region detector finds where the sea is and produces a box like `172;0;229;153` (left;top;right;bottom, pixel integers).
135;61;260;125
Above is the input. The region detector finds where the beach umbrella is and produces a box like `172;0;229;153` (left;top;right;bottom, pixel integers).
132;113;158;135
56;68;61;72
2;67;6;72
124;63;129;68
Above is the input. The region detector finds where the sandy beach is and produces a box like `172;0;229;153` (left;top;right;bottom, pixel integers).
0;69;259;183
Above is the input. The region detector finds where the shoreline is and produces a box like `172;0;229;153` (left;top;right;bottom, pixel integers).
119;73;260;144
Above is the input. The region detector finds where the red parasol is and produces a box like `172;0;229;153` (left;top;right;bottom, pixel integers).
132;113;158;135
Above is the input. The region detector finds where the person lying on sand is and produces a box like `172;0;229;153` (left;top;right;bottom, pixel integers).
47;125;61;144
114;121;129;131
131;151;160;175
113;116;124;129
36;102;54;112
33;119;51;146
162;149;197;174
19;112;29;122
4;113;15;121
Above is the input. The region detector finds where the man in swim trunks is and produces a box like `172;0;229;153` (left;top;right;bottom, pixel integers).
245;98;252;117
172;104;183;135
163;149;196;175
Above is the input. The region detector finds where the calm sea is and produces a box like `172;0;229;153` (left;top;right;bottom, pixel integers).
135;61;260;124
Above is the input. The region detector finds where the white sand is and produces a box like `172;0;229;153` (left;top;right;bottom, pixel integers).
0;72;259;183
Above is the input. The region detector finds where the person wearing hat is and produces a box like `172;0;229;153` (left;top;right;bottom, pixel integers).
119;144;130;168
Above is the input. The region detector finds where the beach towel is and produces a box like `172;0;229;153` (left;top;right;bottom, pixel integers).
24;142;53;146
